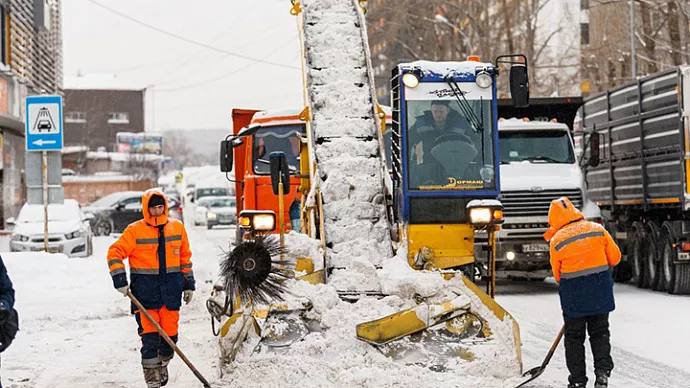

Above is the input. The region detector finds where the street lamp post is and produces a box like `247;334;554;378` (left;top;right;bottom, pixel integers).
630;0;636;78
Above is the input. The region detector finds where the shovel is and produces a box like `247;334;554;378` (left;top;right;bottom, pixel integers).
515;325;565;388
128;290;212;388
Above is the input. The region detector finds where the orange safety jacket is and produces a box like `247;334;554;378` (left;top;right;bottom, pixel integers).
107;189;194;311
544;197;621;317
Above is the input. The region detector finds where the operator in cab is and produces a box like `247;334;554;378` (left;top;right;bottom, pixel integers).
253;127;301;174
408;100;481;189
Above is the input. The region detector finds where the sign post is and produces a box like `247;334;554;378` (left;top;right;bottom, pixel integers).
25;95;63;253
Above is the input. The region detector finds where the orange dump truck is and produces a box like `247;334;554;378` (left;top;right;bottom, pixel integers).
230;108;305;241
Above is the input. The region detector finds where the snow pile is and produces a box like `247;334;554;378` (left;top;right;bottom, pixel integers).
377;246;446;299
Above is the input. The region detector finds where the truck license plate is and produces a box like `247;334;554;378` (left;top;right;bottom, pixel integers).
523;244;549;253
679;252;690;261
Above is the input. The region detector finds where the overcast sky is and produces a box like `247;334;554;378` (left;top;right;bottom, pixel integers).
62;0;303;131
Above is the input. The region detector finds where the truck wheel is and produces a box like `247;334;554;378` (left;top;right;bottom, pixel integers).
630;222;648;288
645;221;664;291
612;260;633;283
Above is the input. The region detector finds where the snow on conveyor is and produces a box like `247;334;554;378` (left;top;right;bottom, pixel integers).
303;0;394;294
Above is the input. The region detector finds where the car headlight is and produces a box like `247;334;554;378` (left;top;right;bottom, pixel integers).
65;230;84;240
238;210;276;232
475;71;492;88
207;212;217;220
11;234;29;242
467;200;504;227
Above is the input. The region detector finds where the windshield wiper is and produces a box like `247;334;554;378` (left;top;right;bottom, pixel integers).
257;158;298;172
444;72;484;133
520;156;563;163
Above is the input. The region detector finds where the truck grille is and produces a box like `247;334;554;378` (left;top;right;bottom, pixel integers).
500;189;583;217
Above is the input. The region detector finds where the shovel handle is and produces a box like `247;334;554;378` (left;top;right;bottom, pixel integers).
128;290;212;388
541;325;566;367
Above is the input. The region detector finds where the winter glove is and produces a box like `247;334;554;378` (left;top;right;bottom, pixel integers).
183;290;194;305
117;285;129;297
0;304;8;322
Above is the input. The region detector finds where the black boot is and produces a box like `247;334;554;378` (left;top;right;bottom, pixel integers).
142;365;161;388
595;372;609;388
160;359;169;387
567;383;586;388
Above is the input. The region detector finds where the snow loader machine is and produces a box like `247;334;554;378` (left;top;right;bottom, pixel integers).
210;0;533;379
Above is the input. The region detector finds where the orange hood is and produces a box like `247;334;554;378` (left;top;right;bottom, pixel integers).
543;196;585;241
142;189;168;227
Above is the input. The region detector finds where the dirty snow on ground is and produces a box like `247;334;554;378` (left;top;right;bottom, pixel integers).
1;225;222;388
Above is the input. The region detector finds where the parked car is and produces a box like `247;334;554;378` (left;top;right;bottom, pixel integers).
205;196;236;229
193;196;221;226
82;191;144;236
8;199;94;257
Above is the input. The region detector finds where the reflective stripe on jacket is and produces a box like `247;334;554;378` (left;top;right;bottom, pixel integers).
107;189;194;311
544;197;621;318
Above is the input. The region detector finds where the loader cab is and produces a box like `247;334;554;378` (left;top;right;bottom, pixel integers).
390;59;526;271
224;108;305;238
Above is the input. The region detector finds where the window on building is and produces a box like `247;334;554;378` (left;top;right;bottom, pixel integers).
580;23;590;45
65;111;86;123
108;112;129;124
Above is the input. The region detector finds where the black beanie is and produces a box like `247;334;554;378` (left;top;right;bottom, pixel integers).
149;194;165;208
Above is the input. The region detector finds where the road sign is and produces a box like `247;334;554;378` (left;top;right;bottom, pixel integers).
26;95;63;151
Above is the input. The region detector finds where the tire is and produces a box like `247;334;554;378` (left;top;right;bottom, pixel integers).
661;226;677;294
87;236;93;257
669;263;690;295
207;225;212;230
630;222;648;288
645;221;664;291
612;261;633;283
95;218;113;237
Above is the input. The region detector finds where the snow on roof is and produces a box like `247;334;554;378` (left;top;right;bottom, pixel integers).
87;151;165;162
401;60;494;76
62;174;143;183
62;145;89;154
498;118;570;131
250;108;305;126
64;74;146;91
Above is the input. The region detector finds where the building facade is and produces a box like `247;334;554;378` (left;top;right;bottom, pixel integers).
63;89;145;151
580;0;690;95
0;0;63;227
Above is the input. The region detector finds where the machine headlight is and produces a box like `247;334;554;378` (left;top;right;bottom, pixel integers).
11;234;29;242
207;212;217;220
467;200;504;227
65;230;83;240
402;73;420;88
238;210;276;232
475;72;492;88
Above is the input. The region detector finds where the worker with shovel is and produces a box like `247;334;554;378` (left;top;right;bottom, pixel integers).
544;197;621;388
107;189;195;388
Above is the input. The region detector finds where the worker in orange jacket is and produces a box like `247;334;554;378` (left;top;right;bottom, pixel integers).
107;189;195;388
544;197;621;388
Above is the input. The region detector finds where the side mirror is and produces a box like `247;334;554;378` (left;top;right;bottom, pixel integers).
509;64;529;108
269;152;290;195
116;203;126;211
220;140;233;173
589;132;601;168
6;217;15;226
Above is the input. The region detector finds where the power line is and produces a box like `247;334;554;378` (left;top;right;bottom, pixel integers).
155;35;298;93
87;0;300;71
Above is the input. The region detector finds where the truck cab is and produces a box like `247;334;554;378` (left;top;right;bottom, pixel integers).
229;108;305;241
473;118;602;279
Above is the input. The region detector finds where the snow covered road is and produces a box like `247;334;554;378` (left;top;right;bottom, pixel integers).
1;224;689;387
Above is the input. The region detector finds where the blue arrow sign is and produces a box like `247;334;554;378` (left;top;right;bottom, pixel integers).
26;95;63;152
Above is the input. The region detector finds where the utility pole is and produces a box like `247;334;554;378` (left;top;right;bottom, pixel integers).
630;0;636;78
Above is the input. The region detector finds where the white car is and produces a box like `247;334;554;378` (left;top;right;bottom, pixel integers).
194;196;226;226
9;199;94;257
